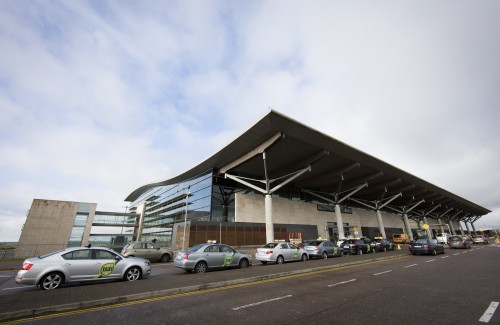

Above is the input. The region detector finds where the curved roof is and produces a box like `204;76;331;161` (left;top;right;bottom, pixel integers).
125;110;490;221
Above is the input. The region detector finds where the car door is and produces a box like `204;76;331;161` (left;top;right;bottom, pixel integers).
203;245;225;268
277;243;292;261
220;245;237;267
61;249;94;282
93;249;123;280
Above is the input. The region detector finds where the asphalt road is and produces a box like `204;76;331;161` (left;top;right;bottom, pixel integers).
4;245;499;325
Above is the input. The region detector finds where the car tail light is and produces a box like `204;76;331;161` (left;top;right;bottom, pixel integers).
183;253;189;260
408;245;412;248
265;250;273;254
122;249;128;254
22;262;33;271
423;245;429;248
313;247;319;251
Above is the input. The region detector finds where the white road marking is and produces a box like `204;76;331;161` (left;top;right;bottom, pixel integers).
232;295;293;311
374;270;392;276
453;253;460;256
480;301;499;323
404;264;418;268
328;279;357;287
426;259;436;263
441;256;449;259
2;287;26;291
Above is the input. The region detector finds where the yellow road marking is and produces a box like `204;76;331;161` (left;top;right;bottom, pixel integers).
3;256;409;324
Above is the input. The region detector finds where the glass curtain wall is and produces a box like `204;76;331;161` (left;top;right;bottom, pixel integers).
129;170;214;245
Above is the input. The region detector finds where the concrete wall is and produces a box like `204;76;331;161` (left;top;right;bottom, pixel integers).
16;199;96;257
235;192;417;236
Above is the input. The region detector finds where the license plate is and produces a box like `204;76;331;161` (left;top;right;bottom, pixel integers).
414;245;421;248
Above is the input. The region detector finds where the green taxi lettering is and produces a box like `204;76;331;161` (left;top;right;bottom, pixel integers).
96;261;116;278
292;249;298;260
224;253;234;266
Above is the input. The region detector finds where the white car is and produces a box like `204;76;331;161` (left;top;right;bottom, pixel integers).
436;233;450;244
255;242;308;264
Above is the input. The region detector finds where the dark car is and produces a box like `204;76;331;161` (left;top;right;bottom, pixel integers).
448;236;471;249
304;240;343;259
342;238;373;255
409;239;445;256
371;238;396;252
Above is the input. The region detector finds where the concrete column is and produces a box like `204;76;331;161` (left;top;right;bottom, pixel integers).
403;214;413;241
438;219;445;233
423;216;432;239
335;204;345;239
465;222;472;234
471;222;477;234
376;210;387;238
449;221;456;235
136;204;145;241
265;194;274;243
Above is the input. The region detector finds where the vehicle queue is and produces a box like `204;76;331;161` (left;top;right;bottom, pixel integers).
14;234;493;290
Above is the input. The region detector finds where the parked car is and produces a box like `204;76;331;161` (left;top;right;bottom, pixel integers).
174;243;252;273
121;241;174;262
371;238;396;252
255;242;308;264
15;247;151;290
341;238;373;255
303;240;343;259
472;235;489;244
408;239;445;256
392;234;410;244
448;236;471;249
436;232;450;245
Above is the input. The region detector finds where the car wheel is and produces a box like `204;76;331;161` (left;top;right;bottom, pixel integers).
125;266;141;281
160;253;170;263
238;258;249;269
322;252;328;259
194;261;207;273
276;255;284;264
358;249;363;256
40;272;64;290
301;254;308;261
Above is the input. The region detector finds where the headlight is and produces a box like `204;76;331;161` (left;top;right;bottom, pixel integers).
144;261;151;266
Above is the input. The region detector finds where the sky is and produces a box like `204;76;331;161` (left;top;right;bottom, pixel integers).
1;1;499;242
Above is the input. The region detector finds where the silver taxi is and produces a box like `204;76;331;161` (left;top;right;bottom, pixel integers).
174;243;252;273
255;242;308;264
15;247;151;290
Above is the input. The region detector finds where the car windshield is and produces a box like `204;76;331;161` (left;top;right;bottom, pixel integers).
307;241;323;246
415;239;428;244
345;240;357;244
449;236;461;241
263;243;278;248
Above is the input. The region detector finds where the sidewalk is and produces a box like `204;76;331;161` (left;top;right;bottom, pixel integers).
0;251;409;322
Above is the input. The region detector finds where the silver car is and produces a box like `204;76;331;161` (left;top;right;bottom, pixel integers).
174;243;252;273
255;242;309;264
15;247;151;290
121;241;174;262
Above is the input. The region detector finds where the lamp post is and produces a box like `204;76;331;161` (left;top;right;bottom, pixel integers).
182;187;190;251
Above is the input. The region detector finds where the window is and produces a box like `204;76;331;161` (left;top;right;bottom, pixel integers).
204;245;220;253
62;250;91;260
220;245;235;253
95;250;118;260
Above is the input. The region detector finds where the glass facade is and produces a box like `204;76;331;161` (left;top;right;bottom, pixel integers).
129;170;215;244
68;203;90;247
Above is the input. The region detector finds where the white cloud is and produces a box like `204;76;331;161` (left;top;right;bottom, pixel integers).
1;0;499;241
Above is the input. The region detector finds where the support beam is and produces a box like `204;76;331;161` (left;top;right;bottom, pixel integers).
403;213;413;241
335;204;345;240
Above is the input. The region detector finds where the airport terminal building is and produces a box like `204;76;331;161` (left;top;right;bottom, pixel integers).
123;110;490;248
16;111;490;254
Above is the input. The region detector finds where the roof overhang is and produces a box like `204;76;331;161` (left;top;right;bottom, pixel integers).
125;110;490;220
